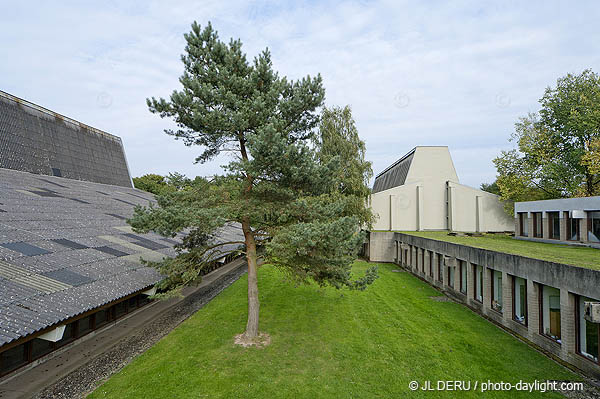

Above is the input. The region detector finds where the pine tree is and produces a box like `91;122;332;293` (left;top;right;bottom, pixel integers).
131;22;377;344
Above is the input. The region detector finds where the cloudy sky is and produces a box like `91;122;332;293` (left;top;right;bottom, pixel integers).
1;1;599;188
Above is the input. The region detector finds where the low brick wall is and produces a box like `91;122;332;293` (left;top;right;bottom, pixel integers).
369;231;600;378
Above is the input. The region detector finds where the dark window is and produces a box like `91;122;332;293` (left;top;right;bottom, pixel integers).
78;316;92;336
31;338;53;360
95;308;109;328
56;323;76;348
421;249;425;273
459;261;467;294
114;301;127;318
448;266;454;289
0;344;27;375
533;212;543;238
428;251;433;277
548;212;560;240
129;296;138;310
519;213;528;237
474;264;483;303
437;255;443;282
138;294;151;307
568;214;580;241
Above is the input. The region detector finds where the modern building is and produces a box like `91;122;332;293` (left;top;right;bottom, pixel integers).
369;231;600;378
0;91;243;378
370;146;513;232
515;197;600;246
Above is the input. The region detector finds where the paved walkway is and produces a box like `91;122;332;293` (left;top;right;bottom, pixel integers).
0;258;247;399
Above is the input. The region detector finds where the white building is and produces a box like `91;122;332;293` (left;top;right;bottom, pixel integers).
369;146;513;232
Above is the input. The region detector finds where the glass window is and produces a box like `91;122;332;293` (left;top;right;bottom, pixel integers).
129;296;138;310
548;212;560;240
541;285;561;341
114;301;127;319
448;266;454;289
589;211;600;242
459;261;467;294
421;249;425;273
569;216;580;241
0;344;27;375
78;316;92;336
513;277;527;325
578;296;599;362
491;270;503;312
520;213;528;237
95;308;109;328
437;255;443;282
138;294;151;307
56;323;75;348
31;338;53;360
533;212;543;238
428;251;433;277
474;265;483;302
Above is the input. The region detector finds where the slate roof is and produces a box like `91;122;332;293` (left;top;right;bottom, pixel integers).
372;148;415;193
0;167;243;348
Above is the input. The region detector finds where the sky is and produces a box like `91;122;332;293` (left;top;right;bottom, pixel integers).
1;1;599;188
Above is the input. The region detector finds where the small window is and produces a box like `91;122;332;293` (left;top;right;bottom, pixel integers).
437;255;443;282
0;344;27;375
519;213;529;237
491;270;503;313
459;260;467;294
78;316;93;336
474;264;483;303
548;212;560;240
512;276;527;325
448;266;455;289
31;338;54;360
540;285;561;342
428;251;434;277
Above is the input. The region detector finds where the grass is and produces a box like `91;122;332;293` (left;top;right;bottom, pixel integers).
398;231;600;271
89;262;577;399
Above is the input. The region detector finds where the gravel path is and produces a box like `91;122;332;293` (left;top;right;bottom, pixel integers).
34;263;247;399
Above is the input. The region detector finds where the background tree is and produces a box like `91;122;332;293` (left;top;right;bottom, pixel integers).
134;172;195;195
130;22;376;344
493;69;600;214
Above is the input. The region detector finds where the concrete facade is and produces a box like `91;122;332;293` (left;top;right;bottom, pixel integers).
515;196;600;247
370;146;513;232
370;231;600;378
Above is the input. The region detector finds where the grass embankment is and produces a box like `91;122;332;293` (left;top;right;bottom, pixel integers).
399;231;600;271
89;262;576;398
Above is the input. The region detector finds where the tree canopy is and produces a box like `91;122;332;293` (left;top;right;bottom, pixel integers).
493;69;600;214
129;22;376;344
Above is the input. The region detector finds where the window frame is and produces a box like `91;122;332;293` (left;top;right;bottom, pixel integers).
575;295;600;365
511;276;528;326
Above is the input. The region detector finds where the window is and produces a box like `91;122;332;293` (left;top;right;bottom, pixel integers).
421;249;425;273
540;285;561;342
512;276;527;325
56;322;76;348
437;255;443;282
474;264;483;303
533;212;543;238
78;315;93;337
0;344;27;376
589;211;600;242
548;212;560;240
577;296;599;363
459;260;467;294
568;213;580;241
491;270;503;313
428;251;434;277
31;338;53;360
448;266;454;289
519;213;528;237
114;301;128;318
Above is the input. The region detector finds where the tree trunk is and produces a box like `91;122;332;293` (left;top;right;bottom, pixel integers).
242;219;259;338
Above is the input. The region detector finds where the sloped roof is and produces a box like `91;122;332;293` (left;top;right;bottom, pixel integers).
0;90;133;187
0;167;243;347
372;148;415;193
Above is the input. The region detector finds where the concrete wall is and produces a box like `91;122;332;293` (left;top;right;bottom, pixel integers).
449;182;514;232
370;146;513;233
371;231;600;378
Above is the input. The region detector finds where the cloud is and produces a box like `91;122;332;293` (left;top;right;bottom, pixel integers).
1;0;599;188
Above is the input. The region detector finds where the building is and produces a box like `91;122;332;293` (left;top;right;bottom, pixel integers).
370;146;513;232
369;231;600;378
0;91;243;378
515;196;600;246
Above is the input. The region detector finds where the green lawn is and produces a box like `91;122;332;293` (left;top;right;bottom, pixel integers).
398;231;600;271
89;262;577;399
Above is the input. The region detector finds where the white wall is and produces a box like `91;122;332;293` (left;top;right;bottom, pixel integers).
448;182;513;232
